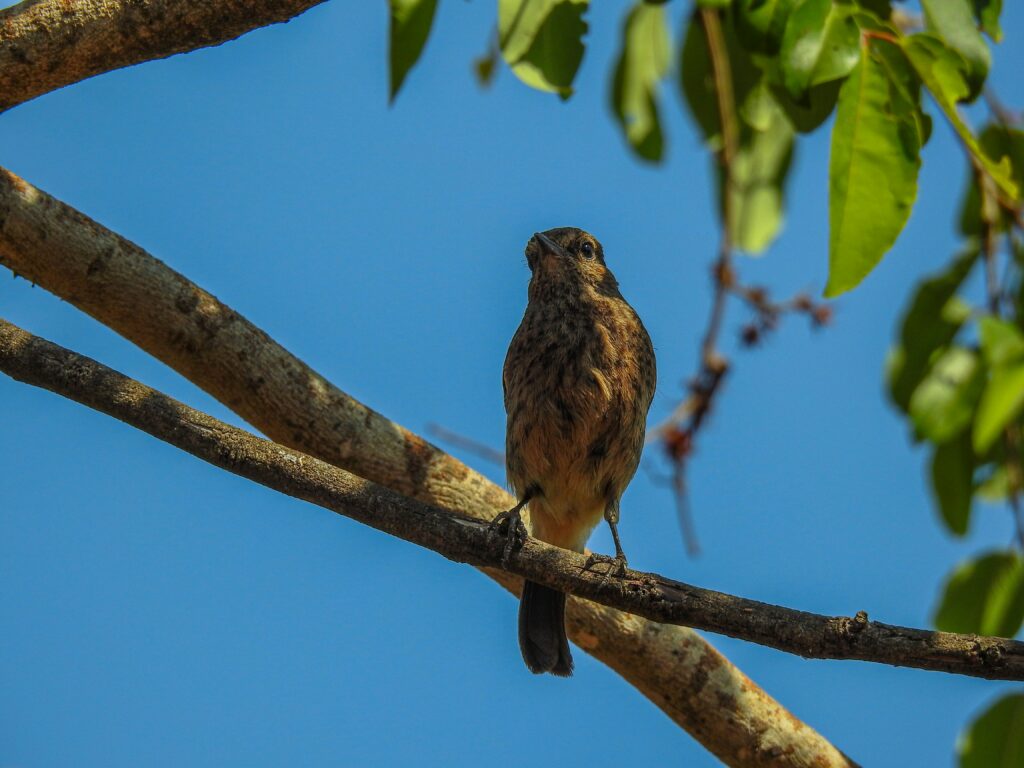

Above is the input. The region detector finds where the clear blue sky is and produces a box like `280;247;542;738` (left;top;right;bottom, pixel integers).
2;2;1022;766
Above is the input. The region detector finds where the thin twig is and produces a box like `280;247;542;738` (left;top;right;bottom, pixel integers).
984;89;1022;128
2;316;1023;683
427;423;505;466
700;6;737;368
650;9;830;556
648;8;742;556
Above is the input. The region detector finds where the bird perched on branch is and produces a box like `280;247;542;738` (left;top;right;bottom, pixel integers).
497;227;656;677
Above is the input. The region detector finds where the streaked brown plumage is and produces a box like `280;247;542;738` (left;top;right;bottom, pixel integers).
500;227;656;676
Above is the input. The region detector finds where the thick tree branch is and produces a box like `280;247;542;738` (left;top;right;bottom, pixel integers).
0;0;327;112
0;167;856;768
3;316;1023;686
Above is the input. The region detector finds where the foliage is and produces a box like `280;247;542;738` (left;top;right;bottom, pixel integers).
611;2;672;162
959;692;1024;768
497;0;589;98
383;0;1023;763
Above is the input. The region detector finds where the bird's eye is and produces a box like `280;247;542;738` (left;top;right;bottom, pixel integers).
580;242;595;259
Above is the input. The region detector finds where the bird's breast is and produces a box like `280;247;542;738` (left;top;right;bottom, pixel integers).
503;296;653;544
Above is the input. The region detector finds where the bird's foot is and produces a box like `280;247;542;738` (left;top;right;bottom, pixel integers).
490;506;528;568
583;551;629;589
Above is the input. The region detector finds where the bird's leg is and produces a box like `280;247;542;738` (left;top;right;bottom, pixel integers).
607;518;628;569
583;500;629;587
490;488;533;568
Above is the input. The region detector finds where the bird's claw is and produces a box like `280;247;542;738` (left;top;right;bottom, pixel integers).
583;551;629;590
490;507;528;568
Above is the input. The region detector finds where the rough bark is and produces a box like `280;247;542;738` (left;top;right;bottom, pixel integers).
0;167;856;767
0;0;327;112
3;316;1022;684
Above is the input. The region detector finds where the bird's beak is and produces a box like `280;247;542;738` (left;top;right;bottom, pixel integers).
533;232;567;260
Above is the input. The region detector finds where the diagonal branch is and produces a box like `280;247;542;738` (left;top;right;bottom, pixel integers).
0;0;327;113
3;316;1023;685
0;166;855;768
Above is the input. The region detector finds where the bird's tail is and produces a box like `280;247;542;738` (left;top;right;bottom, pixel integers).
518;580;574;677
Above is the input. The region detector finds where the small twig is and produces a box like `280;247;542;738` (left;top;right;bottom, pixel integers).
730;285;833;347
648;8;741;556
2;315;1023;682
672;464;700;558
651;9;833;557
985;89;1024;234
426;423;505;467
984;89;1022;128
860;29;900;47
700;6;738;370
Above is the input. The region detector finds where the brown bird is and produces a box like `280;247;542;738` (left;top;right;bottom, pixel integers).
497;227;656;676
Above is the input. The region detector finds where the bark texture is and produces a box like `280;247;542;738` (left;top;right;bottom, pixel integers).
0;167;856;768
0;0;327;112
2;316;1022;684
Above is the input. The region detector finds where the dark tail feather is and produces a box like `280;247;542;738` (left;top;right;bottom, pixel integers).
518;580;573;677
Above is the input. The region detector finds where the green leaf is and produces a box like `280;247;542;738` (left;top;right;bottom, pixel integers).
681;10;760;143
739;81;776;130
960;693;1024;768
973;318;1024;451
961;694;1024;768
920;0;990;101
853;0;890;18
733;0;798;55
909;346;985;444
610;2;671;163
972;0;1003;43
974;364;1024;453
769;78;842;132
935;551;1024;636
960;125;1024;236
724;90;795;253
980;317;1024;367
388;0;439;102
826;42;923;297
888;247;977;411
930;433;975;535
498;0;589;98
779;0;861;99
902;34;1019;204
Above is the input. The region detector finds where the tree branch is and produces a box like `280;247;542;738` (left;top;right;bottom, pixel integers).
0;0;327;113
0;166;855;768
3;316;1023;686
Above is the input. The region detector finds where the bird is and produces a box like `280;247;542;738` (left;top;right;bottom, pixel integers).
497;227;656;677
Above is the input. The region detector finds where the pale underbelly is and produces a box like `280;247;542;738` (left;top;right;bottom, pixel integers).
518;438;608;552
525;492;604;553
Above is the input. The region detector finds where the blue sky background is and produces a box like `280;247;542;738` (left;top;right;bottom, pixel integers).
2;1;1022;766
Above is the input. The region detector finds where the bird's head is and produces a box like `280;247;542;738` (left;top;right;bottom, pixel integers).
524;227;618;294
